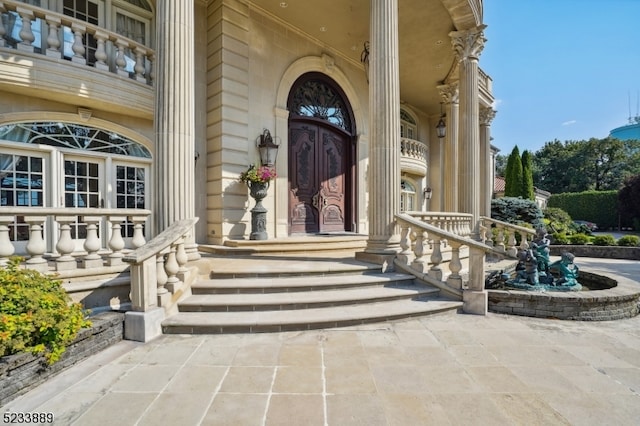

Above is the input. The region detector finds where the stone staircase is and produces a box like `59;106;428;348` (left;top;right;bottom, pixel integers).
161;248;463;334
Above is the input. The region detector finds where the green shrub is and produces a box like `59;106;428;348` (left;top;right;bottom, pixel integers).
592;234;616;246
491;197;544;228
0;258;91;364
548;190;618;230
543;207;573;234
568;233;591;245
550;232;569;245
617;235;640;247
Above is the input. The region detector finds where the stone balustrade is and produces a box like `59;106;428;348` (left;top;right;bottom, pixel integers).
479;216;536;258
123;218;198;342
0;0;154;85
395;212;491;315
0;207;151;273
404;211;473;239
400;137;428;176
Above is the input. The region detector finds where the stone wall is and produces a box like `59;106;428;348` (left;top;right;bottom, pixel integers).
549;245;640;260
0;312;124;407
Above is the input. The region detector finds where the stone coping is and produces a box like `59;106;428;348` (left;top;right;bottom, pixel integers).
488;269;640;321
549;245;640;260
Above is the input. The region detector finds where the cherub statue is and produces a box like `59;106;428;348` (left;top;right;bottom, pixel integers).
549;252;579;287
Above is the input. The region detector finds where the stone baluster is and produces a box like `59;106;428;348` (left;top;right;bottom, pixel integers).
25;216;48;273
17;7;35;52
115;39;128;76
149;54;155;85
107;216;126;266
175;237;188;281
411;230;428;273
0;3;6;48
81;216;102;268
506;229;518;257
70;23;86;64
164;244;182;293
397;223;413;265
93;31;109;70
429;235;443;280
55;216;77;271
134;46;147;82
0;216;15;266
156;250;169;306
130;215;147;248
446;241;463;290
519;231;530;250
45;15;61;58
495;226;505;252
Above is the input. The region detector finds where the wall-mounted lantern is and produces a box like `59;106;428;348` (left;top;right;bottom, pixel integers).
257;129;279;167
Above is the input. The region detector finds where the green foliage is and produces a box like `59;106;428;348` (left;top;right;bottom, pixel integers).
543;207;573;234
504;146;523;197
547;190;618;230
533;137;639;193
592;234;616;246
617;235;640;247
618;174;640;228
491;196;543;228
550;232;569;245
521;150;535;200
568;233;590;245
0;259;91;364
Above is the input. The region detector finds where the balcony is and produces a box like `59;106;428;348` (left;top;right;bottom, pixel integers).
400;137;428;176
0;1;154;119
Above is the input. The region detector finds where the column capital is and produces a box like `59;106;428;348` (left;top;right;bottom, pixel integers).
449;25;487;61
437;82;459;104
479;106;497;126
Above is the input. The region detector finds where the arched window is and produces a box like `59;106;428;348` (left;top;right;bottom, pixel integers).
0;121;150;244
288;73;354;134
400;179;416;212
400;108;418;140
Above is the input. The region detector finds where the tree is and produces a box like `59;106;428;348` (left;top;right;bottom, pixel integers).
494;154;508;177
504;146;523;197
521;150;535;200
618;173;640;229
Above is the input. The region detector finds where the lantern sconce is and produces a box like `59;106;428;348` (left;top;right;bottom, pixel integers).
423;187;433;200
257;129;280;167
436;102;446;139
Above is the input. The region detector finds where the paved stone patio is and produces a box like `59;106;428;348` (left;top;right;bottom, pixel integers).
3;257;640;425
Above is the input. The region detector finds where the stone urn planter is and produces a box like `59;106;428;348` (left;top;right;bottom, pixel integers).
248;180;269;240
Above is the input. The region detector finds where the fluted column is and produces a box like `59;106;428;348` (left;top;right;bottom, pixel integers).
154;0;198;258
480;106;496;218
364;0;401;255
437;83;459;212
450;25;486;238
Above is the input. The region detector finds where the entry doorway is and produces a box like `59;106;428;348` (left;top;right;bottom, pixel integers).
286;73;356;235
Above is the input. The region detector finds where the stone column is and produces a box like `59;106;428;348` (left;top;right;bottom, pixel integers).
437;83;459;212
480;106;496;218
359;0;401;262
154;0;199;259
450;25;486;238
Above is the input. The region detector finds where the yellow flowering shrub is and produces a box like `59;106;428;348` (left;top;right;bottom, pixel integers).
0;258;91;364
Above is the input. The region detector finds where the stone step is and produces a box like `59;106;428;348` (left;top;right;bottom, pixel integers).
192;272;416;294
162;298;462;334
179;284;439;312
199;235;368;255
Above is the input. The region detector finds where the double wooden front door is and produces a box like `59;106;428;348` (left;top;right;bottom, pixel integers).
288;121;353;234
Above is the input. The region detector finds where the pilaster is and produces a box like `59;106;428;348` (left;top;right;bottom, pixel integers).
450;25;486;237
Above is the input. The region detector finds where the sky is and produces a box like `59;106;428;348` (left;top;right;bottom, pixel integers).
481;0;640;154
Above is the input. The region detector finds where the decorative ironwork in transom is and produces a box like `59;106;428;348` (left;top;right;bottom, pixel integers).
289;76;353;133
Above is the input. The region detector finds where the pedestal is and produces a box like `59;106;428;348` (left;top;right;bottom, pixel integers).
248;181;269;240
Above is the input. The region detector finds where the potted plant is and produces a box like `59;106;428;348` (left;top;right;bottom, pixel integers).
239;165;277;200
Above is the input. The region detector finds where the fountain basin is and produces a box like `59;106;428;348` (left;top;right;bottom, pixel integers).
488;270;640;320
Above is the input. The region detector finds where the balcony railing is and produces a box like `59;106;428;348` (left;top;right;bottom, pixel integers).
0;1;154;85
400;137;428;176
0;207;151;274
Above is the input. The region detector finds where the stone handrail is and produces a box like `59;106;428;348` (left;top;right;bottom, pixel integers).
123;218;198;313
0;207;150;272
0;0;154;85
479;216;536;258
396;213;492;315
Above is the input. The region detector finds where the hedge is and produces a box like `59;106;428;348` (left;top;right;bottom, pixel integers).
548;190;618;230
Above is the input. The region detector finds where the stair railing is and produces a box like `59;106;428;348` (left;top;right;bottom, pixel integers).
395;213;492;315
479;216;536;258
